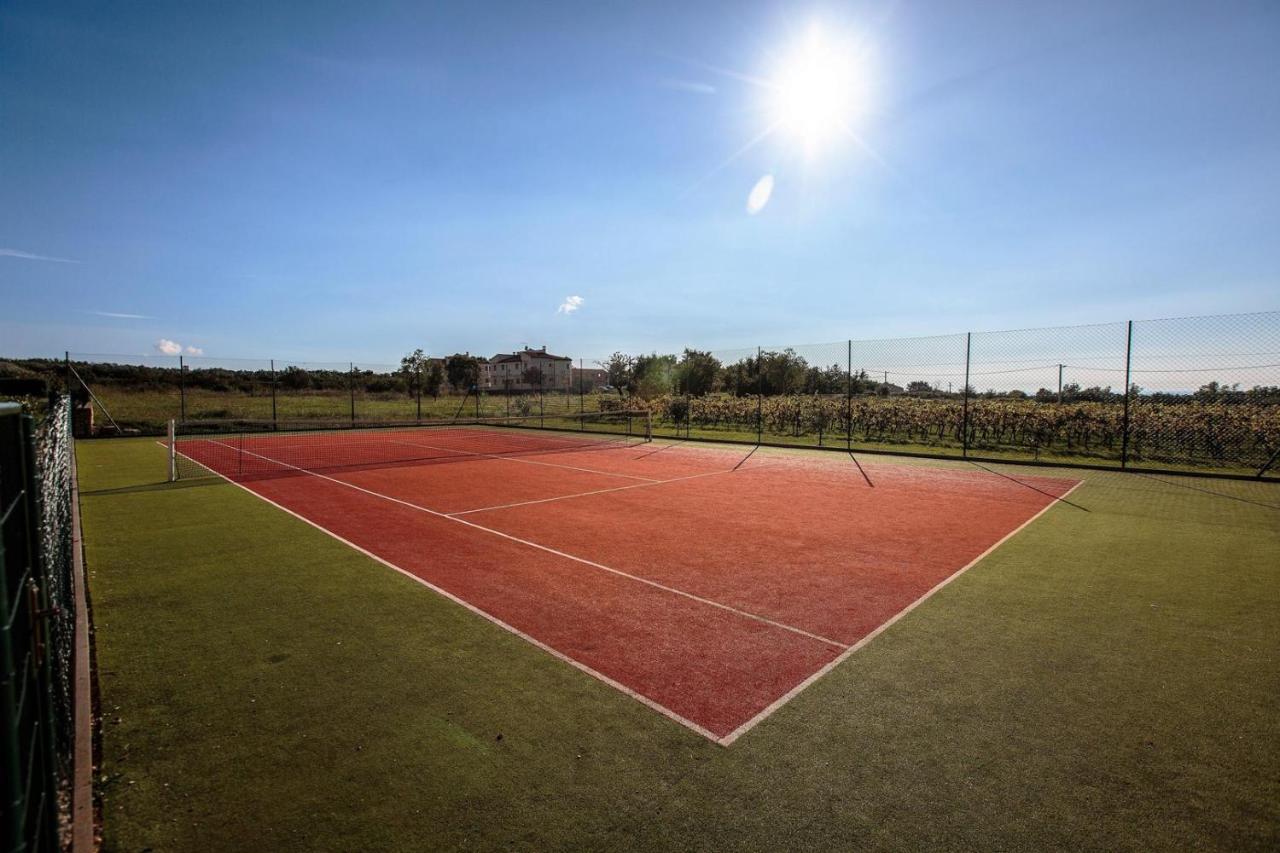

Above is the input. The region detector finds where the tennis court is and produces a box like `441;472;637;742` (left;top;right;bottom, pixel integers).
169;413;1080;743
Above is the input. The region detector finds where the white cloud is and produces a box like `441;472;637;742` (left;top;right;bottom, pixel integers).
154;339;204;356
746;174;775;215
0;248;80;264
91;311;156;320
557;295;584;315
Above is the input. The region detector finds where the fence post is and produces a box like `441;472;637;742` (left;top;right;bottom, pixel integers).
539;368;545;427
961;333;971;457
179;354;186;422
1121;320;1133;468
846;340;853;449
64;350;71;396
747;343;757;440
349;362;356;425
270;359;278;428
416;363;422;422
579;358;585;415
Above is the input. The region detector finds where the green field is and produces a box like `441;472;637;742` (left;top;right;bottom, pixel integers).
87;387;607;431
77;437;1279;850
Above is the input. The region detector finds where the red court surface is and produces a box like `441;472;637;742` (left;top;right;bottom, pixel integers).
177;429;1080;744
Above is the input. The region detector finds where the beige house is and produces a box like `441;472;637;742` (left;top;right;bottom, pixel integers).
482;346;572;391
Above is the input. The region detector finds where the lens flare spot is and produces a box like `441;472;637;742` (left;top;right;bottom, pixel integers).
746;174;775;214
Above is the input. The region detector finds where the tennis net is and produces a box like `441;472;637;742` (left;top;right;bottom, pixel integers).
167;410;652;481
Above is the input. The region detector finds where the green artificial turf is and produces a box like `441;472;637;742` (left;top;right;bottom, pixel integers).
78;438;1280;851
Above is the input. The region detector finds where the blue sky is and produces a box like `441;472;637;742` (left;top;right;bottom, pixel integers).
2;1;1277;364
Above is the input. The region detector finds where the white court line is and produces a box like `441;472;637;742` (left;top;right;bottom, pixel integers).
173;438;1080;746
446;468;731;516
205;439;847;650
715;478;1085;746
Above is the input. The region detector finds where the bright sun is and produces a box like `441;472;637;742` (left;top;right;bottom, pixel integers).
767;25;870;155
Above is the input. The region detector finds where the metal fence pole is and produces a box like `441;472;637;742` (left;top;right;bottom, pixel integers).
961;333;971;457
179;354;186;422
349;362;356;425
747;343;757;440
416;364;422;422
539;368;545;427
846;339;853;449
579;358;585;414
270;359;278;428
1121;320;1133;468
64;350;71;396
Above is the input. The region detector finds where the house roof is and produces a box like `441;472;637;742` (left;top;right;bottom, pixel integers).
487;348;570;364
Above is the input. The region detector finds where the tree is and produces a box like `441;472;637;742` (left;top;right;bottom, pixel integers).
599;353;634;395
444;353;481;392
399;349;427;397
280;365;311;390
805;364;847;395
631;353;677;399
906;380;934;395
675;349;721;396
522;365;544;388
424;361;444;398
757;349;808;395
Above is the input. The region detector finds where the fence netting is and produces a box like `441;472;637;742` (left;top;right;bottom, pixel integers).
29;310;1278;479
1;394;77;852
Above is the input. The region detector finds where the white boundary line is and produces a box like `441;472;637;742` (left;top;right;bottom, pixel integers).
205;439;847;648
164;438;1082;747
715;478;1085;745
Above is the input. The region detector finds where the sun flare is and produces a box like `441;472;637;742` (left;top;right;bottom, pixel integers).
766;24;871;155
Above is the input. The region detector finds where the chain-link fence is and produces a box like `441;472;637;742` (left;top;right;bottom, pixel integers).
10;311;1275;479
1;395;77;852
593;312;1279;479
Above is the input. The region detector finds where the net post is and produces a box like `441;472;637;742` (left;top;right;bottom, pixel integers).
167;419;177;482
961;333;971;458
1121;320;1133;468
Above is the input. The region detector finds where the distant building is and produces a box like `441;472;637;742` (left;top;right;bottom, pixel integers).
482;346;572;391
